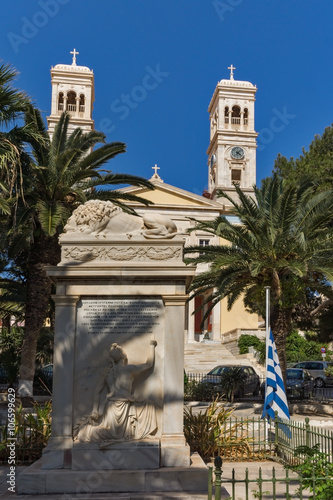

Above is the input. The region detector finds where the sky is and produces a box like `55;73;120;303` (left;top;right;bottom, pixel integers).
1;0;333;196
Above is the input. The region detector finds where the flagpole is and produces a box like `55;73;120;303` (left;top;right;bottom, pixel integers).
265;286;270;361
264;286;271;444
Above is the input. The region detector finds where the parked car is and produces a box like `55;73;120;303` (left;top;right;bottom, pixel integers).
285;368;315;399
260;368;315;400
291;361;333;388
33;364;53;393
202;365;260;397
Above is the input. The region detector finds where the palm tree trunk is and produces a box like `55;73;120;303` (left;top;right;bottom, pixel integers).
270;304;293;386
18;235;60;401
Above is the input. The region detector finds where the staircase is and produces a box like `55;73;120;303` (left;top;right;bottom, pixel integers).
184;342;265;377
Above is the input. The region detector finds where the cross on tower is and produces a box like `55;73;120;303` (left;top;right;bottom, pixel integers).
70;48;79;66
228;64;236;80
152;164;160;176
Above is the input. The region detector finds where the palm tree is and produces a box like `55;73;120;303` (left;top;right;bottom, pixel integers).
0;61;30;214
184;176;333;383
219;367;247;403
4;106;154;401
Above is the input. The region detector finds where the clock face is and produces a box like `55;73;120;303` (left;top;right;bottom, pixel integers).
231;146;245;160
210;154;216;168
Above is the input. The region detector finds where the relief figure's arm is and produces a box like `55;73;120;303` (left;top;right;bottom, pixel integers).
133;340;157;374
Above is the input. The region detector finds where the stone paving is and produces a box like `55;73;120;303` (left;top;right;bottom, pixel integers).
0;461;312;499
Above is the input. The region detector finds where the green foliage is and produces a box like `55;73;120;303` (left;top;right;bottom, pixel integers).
184;380;221;402
324;365;333;377
287;444;333;500
184;398;251;462
273;123;333;191
0;401;51;464
0;327;23;385
285;331;332;363
219;367;247;403
238;334;265;364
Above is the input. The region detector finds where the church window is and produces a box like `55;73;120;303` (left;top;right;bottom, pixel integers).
224;106;229;124
231;106;241;124
66;91;76;112
58;92;64;111
244;108;248;125
79;94;85;112
231;169;241;184
199;239;210;247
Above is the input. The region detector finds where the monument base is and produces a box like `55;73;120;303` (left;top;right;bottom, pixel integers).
72;439;160;470
18;453;208;495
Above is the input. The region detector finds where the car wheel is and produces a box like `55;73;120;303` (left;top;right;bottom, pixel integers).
315;378;325;388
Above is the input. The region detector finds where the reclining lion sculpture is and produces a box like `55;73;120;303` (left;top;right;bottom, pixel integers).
64;200;177;239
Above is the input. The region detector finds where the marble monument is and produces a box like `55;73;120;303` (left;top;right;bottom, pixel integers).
18;201;208;495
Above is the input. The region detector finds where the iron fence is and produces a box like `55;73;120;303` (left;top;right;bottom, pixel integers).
185;372;333;403
206;414;333;499
0;420;51;465
207;456;332;500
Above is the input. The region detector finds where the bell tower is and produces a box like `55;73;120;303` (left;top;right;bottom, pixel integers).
47;49;95;139
206;65;257;201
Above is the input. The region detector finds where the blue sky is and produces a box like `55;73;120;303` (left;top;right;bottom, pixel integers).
1;1;333;195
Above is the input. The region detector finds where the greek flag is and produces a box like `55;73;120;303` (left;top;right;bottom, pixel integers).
262;329;290;429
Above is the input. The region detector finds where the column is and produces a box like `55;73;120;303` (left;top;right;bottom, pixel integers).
75;96;80;117
228;109;232;129
240;110;244;131
211;291;221;342
42;295;80;469
161;295;190;467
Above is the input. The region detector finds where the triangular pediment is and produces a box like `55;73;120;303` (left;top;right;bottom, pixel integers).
120;179;224;209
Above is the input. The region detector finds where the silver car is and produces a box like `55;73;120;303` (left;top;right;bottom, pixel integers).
292;361;333;388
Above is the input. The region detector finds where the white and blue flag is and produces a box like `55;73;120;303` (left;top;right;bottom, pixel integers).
262;329;290;427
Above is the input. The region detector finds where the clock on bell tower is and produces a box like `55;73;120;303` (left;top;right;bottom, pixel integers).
206;65;258;202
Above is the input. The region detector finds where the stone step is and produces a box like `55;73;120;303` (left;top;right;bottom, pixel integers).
184;342;265;377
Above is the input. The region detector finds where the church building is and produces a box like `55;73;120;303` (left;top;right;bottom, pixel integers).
47;52;262;357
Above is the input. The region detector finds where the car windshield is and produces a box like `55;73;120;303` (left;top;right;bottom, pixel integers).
287;369;302;379
208;367;230;375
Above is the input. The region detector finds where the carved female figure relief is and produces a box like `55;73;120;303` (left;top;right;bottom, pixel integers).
74;341;158;443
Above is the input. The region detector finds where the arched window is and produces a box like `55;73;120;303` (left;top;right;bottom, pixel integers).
244;108;248;126
79;94;85;112
224;106;229;124
58;92;64;111
231;105;241;124
66;91;76;112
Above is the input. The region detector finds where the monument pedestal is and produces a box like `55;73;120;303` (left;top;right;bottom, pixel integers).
18;453;208;495
72;440;161;470
17;202;207;495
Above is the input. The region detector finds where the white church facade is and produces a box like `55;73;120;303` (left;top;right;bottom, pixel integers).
47;52;262;346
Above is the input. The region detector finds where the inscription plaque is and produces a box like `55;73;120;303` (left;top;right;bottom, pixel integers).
78;298;162;336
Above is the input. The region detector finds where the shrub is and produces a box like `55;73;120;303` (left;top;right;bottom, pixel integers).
238;334;265;363
286;331;332;363
184;380;222;402
0;401;51;464
286;444;333;500
184;398;252;462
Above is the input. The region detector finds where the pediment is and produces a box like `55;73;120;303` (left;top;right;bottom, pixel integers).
120;180;223;209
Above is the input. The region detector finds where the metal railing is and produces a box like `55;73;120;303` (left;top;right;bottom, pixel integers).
185;372;333;403
187;413;333;465
208;456;331;500
0;420;51;465
206;415;333;499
